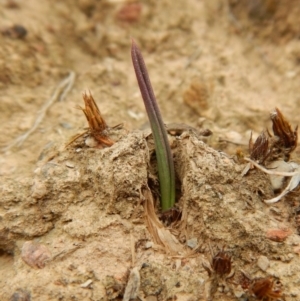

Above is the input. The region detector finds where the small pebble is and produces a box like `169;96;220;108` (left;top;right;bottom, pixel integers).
233;285;244;298
257;255;270;271
145;242;153;249
116;3;142;23
279;253;294;262
10;289;31;301
65;161;75;168
80;279;93;288
291;291;298;297
31;180;48;199
266;229;292;242
60;122;73;129
75;148;82;153
2;24;27;39
186;237;198;249
21;241;51;269
85;136;98;148
123;267;140;301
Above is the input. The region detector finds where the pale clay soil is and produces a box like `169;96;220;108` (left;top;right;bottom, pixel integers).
0;1;300;301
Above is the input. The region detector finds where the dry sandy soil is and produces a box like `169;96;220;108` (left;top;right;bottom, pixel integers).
0;0;300;300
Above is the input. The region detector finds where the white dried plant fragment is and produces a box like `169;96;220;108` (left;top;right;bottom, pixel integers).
243;158;300;204
267;160;294;191
265;162;300;204
123;267;140;301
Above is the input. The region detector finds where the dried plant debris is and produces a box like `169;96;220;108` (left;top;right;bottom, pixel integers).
245;108;297;167
67;92;118;148
159;207;182;226
212;248;232;277
264;164;300;204
271;108;298;160
245;157;300;203
203;245;234;301
239;272;284;301
249;277;283;301
249;130;272;164
242;108;299;203
203;245;233;278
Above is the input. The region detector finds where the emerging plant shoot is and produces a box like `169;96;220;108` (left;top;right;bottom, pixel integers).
131;40;175;211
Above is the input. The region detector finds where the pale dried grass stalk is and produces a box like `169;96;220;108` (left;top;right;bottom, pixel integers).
3;71;75;152
143;189;183;254
244;158;299;177
244;157;300;203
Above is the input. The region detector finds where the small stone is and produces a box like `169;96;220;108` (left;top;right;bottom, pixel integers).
291;291;298;297
85;136;98;148
31;180;48;199
266;229;292;242
186;237;198;249
123;267;140;301
145;242;153;249
65;161;75;168
75;148;82;153
60;122;72;129
233;285;244;298
279;253;294;262
175;259;181;271
257;255;270;271
21;241;51;269
10;289;31;301
80;279;93;288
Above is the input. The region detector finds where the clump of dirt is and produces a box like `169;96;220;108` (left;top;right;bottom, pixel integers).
1;128;300;300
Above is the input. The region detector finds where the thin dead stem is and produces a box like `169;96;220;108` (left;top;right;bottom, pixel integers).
2;71;75;152
244;157;300;203
244;158;299;177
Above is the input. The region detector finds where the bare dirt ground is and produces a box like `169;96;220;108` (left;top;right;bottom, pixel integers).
0;0;300;300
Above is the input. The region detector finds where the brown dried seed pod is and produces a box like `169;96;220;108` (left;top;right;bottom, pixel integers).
21;241;51;269
80;92;114;147
67;92;118;148
271;108;298;155
212;249;232;276
249;130;271;164
250;277;282;300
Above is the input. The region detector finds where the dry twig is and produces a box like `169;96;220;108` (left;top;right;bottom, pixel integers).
3;71;75;152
